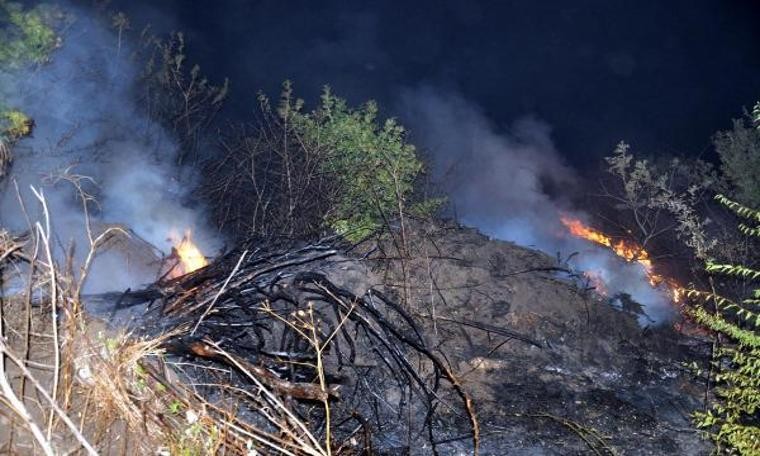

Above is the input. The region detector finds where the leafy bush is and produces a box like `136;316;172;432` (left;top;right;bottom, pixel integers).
206;82;433;242
292;86;425;240
0;0;58;68
0;108;32;139
689;194;760;455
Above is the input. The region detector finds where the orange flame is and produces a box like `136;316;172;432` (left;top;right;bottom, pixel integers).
560;215;682;303
167;230;208;278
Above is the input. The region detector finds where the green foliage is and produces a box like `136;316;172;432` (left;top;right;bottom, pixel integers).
168;399;183;415
0;1;57;68
713;112;760;208
0;107;32;178
0;1;57;178
205;82;435;242
689;194;760;455
0;108;32;139
291;85;428;240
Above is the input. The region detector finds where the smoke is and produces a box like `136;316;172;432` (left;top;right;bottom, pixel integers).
0;6;219;293
0;5;676;321
398;86;675;324
398;85;576;247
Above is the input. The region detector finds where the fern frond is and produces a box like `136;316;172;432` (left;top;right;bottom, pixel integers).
687;289;737;308
691;193;760;453
742;298;760;307
706;262;760;280
693;307;760;348
738;223;760;237
715;194;760;223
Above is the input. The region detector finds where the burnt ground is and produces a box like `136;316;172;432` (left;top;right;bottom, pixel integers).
86;221;713;455
356;221;712;455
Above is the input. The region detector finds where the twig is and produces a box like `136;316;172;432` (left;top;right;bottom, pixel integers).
29;186;61;440
191;250;248;335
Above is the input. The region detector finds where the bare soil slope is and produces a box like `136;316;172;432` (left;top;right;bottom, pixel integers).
363;221;711;455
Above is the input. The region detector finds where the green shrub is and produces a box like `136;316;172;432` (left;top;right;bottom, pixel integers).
292;85;428;240
0;0;58;68
0;108;32;139
689;194;760;455
205;82;435;242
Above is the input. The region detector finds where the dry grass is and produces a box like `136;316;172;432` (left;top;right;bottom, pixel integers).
1;179;485;454
0;187;337;455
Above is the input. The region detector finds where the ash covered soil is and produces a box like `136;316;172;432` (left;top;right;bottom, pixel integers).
356;222;712;455
93;221;712;455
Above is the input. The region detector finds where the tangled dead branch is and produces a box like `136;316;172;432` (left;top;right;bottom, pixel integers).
115;241;481;454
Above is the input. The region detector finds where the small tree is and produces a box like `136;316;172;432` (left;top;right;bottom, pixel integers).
689;195;760;455
138;31;228;166
713;111;760;208
601;141;721;260
204;82;332;240
206;83;433;243
293;86;425;241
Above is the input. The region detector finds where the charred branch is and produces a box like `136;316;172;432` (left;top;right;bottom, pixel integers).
107;240;481;454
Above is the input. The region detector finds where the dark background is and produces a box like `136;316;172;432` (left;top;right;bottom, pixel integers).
105;0;760;167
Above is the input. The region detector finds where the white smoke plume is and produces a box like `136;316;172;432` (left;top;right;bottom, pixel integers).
0;6;219;293
398;86;675;324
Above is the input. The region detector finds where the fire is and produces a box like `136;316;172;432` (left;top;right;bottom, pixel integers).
167;229;208;278
560;216;651;267
560;215;682;303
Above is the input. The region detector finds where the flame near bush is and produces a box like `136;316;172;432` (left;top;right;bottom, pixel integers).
560;215;683;303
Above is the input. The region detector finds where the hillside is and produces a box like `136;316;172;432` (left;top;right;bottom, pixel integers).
2;3;752;453
82;221;713;455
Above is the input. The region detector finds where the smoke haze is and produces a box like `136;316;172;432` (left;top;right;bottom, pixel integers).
0;4;683;322
399;87;675;324
0;6;219;293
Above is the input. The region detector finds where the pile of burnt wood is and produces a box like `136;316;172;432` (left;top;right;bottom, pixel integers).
110;239;480;454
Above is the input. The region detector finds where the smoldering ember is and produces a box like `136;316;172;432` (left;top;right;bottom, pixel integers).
0;2;759;455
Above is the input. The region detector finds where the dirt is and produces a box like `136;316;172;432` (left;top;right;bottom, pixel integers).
357;221;713;455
